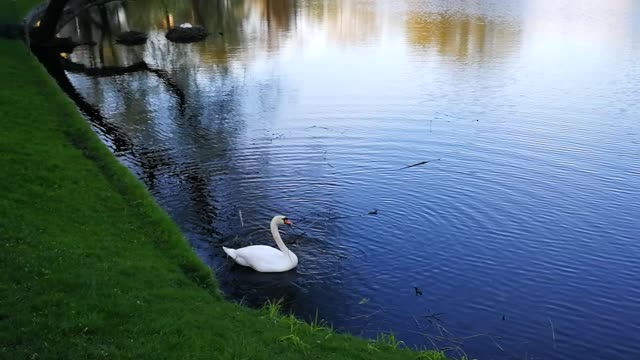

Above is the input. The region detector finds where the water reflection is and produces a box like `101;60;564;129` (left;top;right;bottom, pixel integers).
57;1;640;360
406;13;520;60
297;0;390;45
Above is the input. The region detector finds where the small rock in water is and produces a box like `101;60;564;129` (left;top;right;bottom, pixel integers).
115;30;147;46
166;26;209;43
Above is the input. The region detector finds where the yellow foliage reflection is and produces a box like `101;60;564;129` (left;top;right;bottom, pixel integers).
406;12;519;60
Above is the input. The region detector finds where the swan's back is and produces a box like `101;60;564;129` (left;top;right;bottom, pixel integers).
229;245;297;272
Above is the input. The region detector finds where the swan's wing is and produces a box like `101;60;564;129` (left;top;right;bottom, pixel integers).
234;245;295;272
233;245;281;258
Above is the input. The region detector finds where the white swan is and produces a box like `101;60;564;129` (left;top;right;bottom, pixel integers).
222;215;298;272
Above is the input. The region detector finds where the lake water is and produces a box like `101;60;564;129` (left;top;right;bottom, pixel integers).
59;0;640;358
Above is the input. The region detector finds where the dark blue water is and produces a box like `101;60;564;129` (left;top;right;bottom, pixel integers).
60;0;640;358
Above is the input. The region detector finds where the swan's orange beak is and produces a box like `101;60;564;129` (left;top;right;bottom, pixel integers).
283;218;293;226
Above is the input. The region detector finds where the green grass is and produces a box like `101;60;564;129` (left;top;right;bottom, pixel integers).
0;2;452;360
0;0;40;23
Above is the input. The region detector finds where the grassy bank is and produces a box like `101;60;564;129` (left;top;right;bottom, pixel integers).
1;0;38;22
0;2;449;360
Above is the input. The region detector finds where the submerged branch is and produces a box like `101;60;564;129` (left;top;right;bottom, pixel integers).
62;58;150;76
61;58;186;113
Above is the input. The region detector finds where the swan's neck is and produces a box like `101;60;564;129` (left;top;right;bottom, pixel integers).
270;219;289;253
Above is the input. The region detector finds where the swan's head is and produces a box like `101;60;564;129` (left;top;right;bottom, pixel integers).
274;215;293;226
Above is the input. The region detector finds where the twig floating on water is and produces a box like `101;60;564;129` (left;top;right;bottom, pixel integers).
488;334;505;352
400;161;427;170
422;312;444;323
411;330;441;351
398;158;440;170
549;318;556;345
412;315;421;329
348;307;383;320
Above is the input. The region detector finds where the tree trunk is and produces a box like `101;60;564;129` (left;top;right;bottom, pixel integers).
33;0;70;43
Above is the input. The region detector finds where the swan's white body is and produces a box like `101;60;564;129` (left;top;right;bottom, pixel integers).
222;215;298;272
